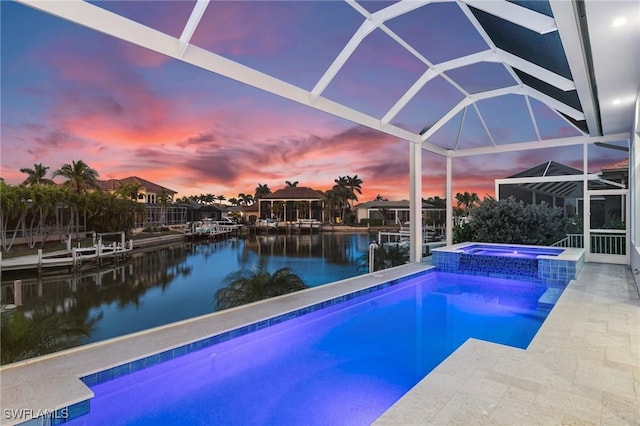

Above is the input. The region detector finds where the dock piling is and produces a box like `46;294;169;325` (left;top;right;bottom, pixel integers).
13;280;22;306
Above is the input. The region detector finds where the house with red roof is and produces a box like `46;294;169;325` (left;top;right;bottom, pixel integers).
95;176;177;204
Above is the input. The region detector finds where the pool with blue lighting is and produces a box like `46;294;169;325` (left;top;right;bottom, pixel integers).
67;271;560;426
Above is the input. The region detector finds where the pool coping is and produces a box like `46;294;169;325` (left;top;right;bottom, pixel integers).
0;262;431;426
432;241;584;262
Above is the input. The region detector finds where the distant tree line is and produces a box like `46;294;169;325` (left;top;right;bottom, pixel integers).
1;161;144;252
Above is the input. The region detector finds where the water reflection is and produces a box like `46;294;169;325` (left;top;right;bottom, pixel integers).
1;233;370;363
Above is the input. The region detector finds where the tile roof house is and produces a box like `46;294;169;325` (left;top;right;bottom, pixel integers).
95;176;177;204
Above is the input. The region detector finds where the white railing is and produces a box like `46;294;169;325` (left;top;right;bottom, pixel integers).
377;231;407;244
552;231;626;256
551;233;584;248
590;230;626;255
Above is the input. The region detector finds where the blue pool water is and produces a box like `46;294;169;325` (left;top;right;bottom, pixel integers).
68;272;558;426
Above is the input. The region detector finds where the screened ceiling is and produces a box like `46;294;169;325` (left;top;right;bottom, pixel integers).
15;0;639;157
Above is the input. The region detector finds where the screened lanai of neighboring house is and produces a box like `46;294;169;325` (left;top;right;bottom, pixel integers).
8;0;640;277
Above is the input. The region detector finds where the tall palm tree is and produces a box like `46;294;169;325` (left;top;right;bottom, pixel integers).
214;267;308;310
216;195;226;207
346;175;363;201
20;163;54;186
53;160;99;194
455;191;480;214
333;176;356;224
254;183;271;200
157;189;172;226
322;188;342;224
285;180;299;187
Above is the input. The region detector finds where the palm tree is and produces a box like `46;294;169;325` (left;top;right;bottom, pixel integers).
238;193;254;206
214;267;308;310
20;163;54;186
53;160;99;194
285;180;299;187
333;176;356;224
455;191;480;214
322;188;342;224
1;307;94;364
216;195;226;207
254;183;271;200
116;183;141;201
228;197;239;206
346;175;363;201
369;244;410;272
157;189;172;226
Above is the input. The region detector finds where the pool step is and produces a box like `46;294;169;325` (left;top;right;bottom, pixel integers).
538;288;563;309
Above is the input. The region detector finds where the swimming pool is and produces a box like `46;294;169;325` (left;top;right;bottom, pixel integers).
67;271;558;425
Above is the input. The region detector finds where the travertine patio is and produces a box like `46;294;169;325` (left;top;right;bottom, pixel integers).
376;262;639;425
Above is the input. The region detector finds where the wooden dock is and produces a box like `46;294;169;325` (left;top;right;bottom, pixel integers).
1;232;133;273
1;242;133;272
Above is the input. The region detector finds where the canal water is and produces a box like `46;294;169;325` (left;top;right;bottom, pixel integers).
1;233;372;361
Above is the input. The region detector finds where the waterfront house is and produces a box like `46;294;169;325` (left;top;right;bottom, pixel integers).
95;176;177;204
258;187;325;223
353;199;439;225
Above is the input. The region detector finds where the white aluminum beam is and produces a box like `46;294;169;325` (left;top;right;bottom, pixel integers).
550;1;601;136
472;103;496;147
409;142;423;262
495;174;600;185
491;49;576;91
420;85;521;142
525;95;542;141
446;154;453;246
314;0;429;99
382;50;493;124
310;20;377;99
461;0;557;34
178;0;209;57
451;132;630;157
522;86;584;121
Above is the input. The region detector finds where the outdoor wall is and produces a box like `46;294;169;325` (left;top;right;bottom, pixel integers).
631;90;640;293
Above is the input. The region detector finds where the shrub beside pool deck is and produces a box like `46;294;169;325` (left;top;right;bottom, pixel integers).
432;242;585;286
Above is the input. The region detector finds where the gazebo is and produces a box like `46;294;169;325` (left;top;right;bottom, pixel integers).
258;187;325;223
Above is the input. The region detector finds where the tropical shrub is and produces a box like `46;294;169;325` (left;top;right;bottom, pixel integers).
454;197;565;246
1;308;92;365
215;267;308;310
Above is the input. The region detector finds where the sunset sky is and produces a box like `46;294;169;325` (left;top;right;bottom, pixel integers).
0;1;628;202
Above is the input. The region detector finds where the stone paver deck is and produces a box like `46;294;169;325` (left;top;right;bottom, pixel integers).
376;262;640;425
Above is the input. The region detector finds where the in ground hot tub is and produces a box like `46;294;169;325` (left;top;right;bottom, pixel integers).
432;243;584;286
